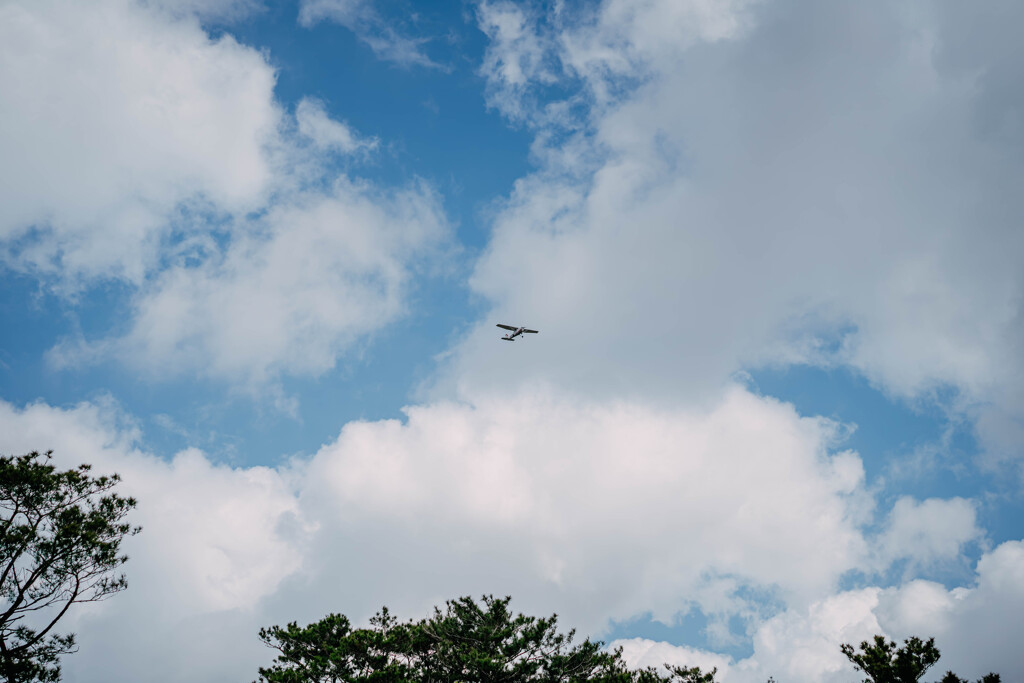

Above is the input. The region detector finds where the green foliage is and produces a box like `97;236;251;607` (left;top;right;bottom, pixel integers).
257;595;721;683
417;595;628;683
661;665;718;683
840;635;940;683
938;672;1001;683
629;664;718;683
262;600;1013;683
840;635;1001;683
257;609;417;683
1;451;140;682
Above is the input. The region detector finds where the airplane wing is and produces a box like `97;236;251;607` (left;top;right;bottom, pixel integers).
523;329;539;334
496;324;517;331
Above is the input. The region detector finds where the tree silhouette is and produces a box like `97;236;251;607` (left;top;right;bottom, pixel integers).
1;451;140;682
938;672;1001;683
257;595;722;683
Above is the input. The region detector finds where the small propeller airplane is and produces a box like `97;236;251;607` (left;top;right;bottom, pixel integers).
496;323;539;341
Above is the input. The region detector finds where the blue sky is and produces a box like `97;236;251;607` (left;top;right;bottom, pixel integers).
2;0;525;464
1;1;1023;682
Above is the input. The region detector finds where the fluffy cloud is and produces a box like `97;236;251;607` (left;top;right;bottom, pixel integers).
0;398;313;681
476;2;561;122
615;542;1024;683
3;1;1022;681
6;387;854;677
459;0;1024;471
0;0;279;283
50;177;448;386
0;400;311;614
1;0;452;387
0;384;1007;682
477;0;759;123
616;639;734;678
298;384;871;631
0;390;1009;682
875;496;982;571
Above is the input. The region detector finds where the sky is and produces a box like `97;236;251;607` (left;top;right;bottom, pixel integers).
1;0;1023;681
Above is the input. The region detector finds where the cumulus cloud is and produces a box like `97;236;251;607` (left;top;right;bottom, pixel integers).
3;0;1023;681
0;0;279;284
458;0;1024;470
875;496;982;571
50;177;449;386
616;639;733;678
298;384;871;630
1;392;1017;683
0;0;451;388
614;541;1024;683
0;388;870;680
0;398;313;682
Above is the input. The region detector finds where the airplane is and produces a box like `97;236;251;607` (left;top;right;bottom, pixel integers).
496;324;538;341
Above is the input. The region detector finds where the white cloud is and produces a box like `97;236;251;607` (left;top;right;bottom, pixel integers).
934;541;1024;679
874;579;965;641
477;0;759;122
558;0;760;98
0;0;450;387
0;389;869;679
0;398;313;681
299;385;870;629
875;496;982;570
813;543;1024;681
298;0;442;70
615;542;1024;683
476;1;561;122
615;638;733;678
0;400;312;615
0;0;280;284
462;0;1024;470
2;1;1023;681
144;0;266;22
1;392;1018;683
49;177;449;386
298;0;365;27
737;588;887;683
296;97;377;154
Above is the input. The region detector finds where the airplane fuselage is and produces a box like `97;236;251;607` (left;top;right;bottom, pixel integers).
497;323;538;341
